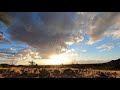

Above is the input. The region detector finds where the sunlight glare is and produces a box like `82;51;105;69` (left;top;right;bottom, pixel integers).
46;54;66;65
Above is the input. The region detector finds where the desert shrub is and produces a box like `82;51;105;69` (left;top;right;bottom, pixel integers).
95;72;112;78
62;69;76;76
52;70;61;76
39;69;51;78
74;70;80;75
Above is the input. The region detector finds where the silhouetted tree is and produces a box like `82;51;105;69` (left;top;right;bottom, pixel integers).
29;60;35;66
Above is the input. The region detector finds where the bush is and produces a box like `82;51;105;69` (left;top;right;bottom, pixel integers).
52;70;61;76
62;69;76;76
39;69;51;78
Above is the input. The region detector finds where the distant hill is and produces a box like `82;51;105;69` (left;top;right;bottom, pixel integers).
106;58;120;65
63;58;120;70
102;58;120;70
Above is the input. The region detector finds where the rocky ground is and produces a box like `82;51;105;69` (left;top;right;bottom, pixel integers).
0;67;120;78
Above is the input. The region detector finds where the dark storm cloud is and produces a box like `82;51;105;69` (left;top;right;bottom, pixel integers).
7;12;84;59
2;12;120;59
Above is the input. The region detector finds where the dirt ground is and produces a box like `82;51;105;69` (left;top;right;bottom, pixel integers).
0;67;120;78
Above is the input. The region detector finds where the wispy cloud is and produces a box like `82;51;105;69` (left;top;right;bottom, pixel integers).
117;42;120;47
82;50;87;52
0;39;11;44
96;43;114;52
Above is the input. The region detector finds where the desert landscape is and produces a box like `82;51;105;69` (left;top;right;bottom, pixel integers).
0;58;120;78
1;12;120;78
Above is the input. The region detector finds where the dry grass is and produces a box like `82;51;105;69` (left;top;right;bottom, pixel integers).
0;67;120;78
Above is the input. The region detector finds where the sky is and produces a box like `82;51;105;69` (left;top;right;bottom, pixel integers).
0;12;120;65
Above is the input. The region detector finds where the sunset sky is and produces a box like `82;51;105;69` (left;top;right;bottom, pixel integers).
0;12;120;65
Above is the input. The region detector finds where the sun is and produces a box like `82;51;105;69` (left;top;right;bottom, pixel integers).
46;54;65;65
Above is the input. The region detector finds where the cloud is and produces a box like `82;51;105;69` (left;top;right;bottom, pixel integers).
13;47;41;61
6;12;120;45
0;48;16;55
0;46;40;65
82;50;87;52
2;12;120;60
0;47;41;65
111;30;120;39
0;48;17;61
0;39;11;44
6;12;84;59
96;43;114;52
0;53;8;58
86;12;120;44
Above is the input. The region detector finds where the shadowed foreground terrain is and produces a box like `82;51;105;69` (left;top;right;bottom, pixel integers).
0;58;120;78
0;67;120;78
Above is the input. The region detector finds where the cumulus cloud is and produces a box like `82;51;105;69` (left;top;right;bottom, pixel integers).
96;43;114;52
0;47;40;65
111;30;120;39
13;47;41;61
6;12;120;44
0;46;40;64
1;12;120;60
6;12;84;59
86;12;120;44
77;12;120;44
